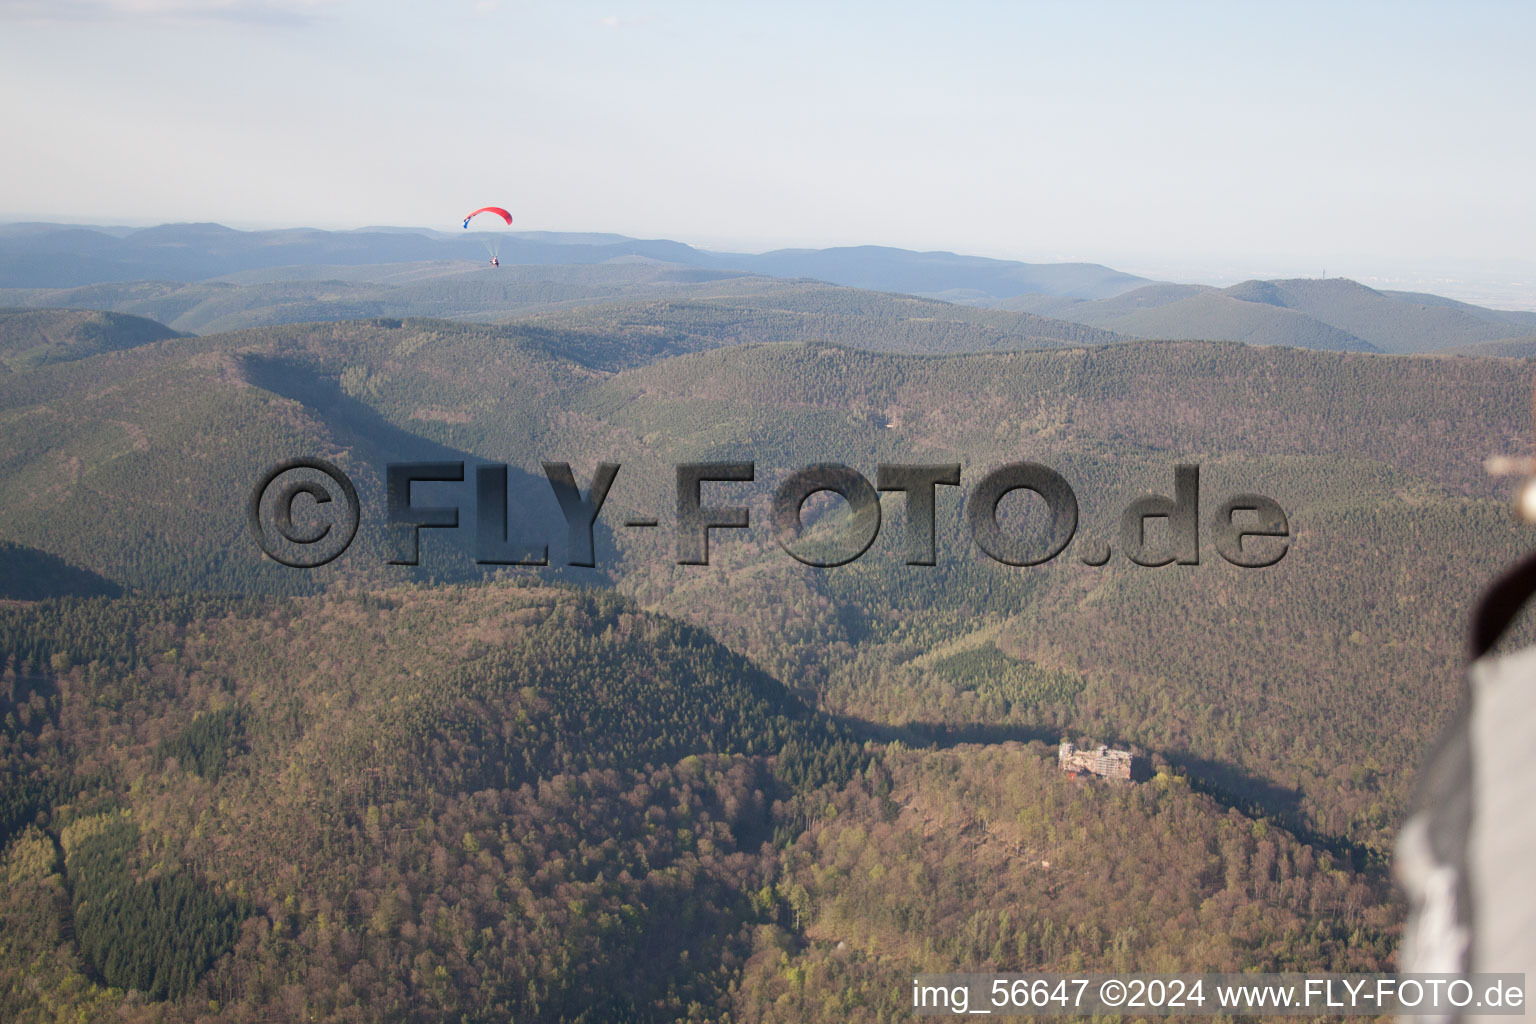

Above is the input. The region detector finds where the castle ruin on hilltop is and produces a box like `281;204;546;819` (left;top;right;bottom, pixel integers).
1058;740;1139;781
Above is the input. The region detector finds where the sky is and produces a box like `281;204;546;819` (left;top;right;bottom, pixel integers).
3;0;1534;302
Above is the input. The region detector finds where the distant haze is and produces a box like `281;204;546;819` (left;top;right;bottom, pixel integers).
2;2;1533;307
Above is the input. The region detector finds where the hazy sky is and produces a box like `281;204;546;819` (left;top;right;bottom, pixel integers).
3;0;1534;295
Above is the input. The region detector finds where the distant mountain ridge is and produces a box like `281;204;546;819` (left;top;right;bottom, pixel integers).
0;221;1148;302
5;221;1535;353
1011;276;1536;354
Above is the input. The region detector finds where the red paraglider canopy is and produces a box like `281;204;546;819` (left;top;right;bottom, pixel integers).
463;207;513;228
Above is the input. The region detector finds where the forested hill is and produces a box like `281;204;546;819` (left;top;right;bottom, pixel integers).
0;273;1129;351
0;583;1394;1022
0;311;1531;864
0;307;182;373
0;315;1529;595
0;583;863;1020
496;280;1125;368
1011;276;1536;353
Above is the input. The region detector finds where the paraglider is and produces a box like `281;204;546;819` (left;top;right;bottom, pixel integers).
463;206;513;229
462;206;512;266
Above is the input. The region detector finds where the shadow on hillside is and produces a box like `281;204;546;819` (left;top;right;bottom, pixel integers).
238;351;613;584
0;542;123;600
1162;751;1305;823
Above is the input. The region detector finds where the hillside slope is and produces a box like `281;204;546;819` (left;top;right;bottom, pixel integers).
1026;277;1536;353
1;315;1532;865
1068;289;1378;350
0;307;181;373
0;583;864;1021
498;281;1126;368
0;584;1395;1023
1223;278;1536;353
